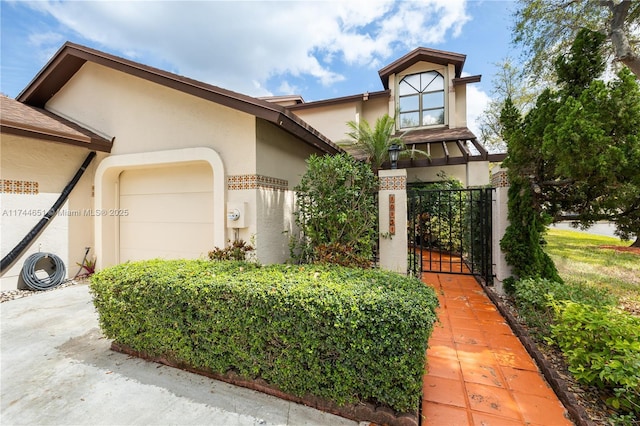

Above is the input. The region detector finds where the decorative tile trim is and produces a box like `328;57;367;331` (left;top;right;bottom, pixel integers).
227;174;288;191
491;170;509;188
379;175;406;191
1;179;39;195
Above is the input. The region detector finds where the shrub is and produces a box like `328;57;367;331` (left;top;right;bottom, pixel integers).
292;154;378;266
90;260;439;413
314;242;372;268
208;239;254;261
500;177;561;283
550;301;640;415
512;277;616;336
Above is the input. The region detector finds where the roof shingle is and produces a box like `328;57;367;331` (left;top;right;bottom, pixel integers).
1;95;112;152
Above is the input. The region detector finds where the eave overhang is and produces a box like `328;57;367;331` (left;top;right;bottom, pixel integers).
1;95;112;152
378;47;467;90
453;75;481;86
352;126;505;168
17;42;342;155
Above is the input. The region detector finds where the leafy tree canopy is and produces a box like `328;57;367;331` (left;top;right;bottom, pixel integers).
478;58;537;152
503;28;640;247
513;0;640;81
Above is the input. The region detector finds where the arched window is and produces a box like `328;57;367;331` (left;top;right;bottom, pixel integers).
398;71;445;128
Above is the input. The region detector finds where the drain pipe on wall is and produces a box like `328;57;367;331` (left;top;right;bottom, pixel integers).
0;151;97;274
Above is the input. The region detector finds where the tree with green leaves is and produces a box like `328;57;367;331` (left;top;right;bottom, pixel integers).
499;97;561;284
502;29;640;253
513;0;640;81
478;57;537;152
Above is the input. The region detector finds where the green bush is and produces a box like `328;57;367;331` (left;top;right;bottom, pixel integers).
512;277;616;336
90;260;439;413
550;302;640;415
292;154;378;266
500;177;561;283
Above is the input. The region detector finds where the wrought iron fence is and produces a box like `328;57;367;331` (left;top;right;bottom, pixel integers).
408;187;493;284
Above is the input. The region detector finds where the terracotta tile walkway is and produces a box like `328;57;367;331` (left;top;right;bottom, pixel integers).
421;271;574;426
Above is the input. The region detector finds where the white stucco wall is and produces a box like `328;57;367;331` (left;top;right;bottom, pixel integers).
46;62;257;176
254;119;325;264
41;63;264;268
0;134;96;290
466;161;491;186
293;103;356;144
378;169;408;274
407;165;468;186
40;62;332;268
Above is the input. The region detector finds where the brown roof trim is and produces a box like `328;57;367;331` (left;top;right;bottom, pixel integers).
1;124;112;152
287;90;390;111
453;75;481;86
259;95;305;105
1;95;112;152
488;153;507;162
378;47;466;90
18;42;341;155
398;126;476;144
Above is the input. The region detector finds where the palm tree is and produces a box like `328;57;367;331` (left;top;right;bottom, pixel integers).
342;114;427;171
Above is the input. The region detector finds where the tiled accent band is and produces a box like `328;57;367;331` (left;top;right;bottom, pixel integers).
227;174;288;191
1;179;39;195
379;175;406;191
491;171;509;188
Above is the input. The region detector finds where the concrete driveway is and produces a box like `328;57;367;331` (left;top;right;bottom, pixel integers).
0;284;357;426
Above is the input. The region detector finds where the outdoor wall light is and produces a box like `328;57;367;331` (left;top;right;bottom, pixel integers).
388;144;401;169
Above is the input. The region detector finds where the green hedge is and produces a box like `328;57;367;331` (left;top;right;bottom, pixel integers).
90;260;439;413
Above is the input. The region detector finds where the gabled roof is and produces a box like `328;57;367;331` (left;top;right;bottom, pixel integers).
0;95;112;152
17;42;342;155
378;47;467;90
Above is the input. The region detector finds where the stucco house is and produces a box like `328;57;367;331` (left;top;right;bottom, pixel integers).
1;42;500;290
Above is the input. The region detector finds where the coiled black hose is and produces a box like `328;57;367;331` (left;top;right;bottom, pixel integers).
0;151;96;274
21;252;67;291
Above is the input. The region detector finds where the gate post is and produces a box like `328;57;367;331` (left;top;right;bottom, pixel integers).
491;166;512;293
378;169;408;274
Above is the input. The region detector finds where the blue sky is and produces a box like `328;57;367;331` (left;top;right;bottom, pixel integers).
1;0;520;136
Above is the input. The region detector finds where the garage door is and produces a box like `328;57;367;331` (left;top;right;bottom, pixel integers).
118;163;214;262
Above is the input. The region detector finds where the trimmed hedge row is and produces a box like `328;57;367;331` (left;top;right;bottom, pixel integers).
90;260;439;413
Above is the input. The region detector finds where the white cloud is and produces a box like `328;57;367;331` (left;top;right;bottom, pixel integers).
27;31;65;63
23;0;470;96
465;83;491;139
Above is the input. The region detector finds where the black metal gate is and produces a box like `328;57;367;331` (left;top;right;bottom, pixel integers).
408;188;493;284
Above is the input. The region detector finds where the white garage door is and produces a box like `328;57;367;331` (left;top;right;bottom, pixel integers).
118;163;214;262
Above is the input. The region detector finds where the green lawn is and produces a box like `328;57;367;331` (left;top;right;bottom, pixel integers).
544;228;640;314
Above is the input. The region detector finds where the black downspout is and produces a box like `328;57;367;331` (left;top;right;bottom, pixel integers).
0;151;97;274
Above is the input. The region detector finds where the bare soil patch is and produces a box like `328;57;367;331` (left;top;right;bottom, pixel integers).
599;245;640;255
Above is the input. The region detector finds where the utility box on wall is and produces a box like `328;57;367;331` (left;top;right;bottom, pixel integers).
226;202;248;228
